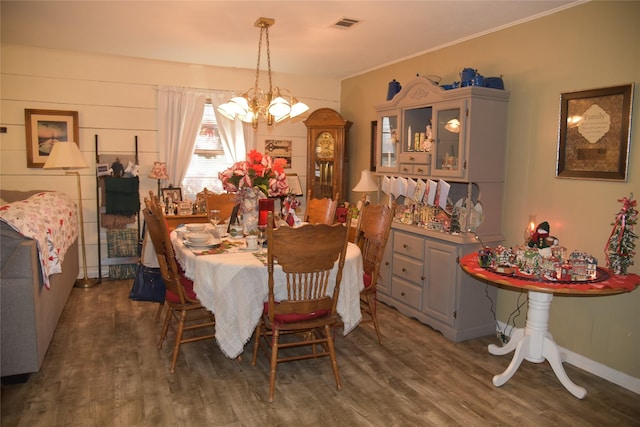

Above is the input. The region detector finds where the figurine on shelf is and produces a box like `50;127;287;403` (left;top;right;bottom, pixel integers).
424;121;433;152
528;221;551;248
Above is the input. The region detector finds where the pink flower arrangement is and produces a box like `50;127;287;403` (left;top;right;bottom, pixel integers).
218;150;289;197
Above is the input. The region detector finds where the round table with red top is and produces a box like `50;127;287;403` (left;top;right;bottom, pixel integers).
459;252;639;399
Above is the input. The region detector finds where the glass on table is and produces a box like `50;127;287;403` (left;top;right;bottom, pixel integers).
257;224;267;254
209;209;221;226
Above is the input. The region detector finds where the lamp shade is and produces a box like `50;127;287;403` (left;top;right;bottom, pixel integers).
148;162;169;179
289;99;309;118
352;170;378;192
445;118;461;133
286;173;303;196
43;141;88;169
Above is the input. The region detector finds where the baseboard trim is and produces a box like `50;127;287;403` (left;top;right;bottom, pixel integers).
496;321;640;395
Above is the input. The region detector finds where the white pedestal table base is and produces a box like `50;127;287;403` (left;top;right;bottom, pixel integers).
487;290;587;399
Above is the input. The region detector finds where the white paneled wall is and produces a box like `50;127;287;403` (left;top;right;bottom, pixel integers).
1;44;341;279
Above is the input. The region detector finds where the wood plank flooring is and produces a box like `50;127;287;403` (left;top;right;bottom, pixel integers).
2;279;639;426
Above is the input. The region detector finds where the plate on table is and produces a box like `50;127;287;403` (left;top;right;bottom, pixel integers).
183;237;221;248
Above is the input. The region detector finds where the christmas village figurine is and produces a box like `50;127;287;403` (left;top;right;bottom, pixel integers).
475;219;600;282
605;194;638;275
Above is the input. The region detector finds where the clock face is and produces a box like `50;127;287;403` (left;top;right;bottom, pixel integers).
315;131;335;159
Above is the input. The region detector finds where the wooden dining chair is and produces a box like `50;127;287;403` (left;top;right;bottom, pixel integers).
353;202;394;344
143;192;216;373
251;211;351;402
304;191;339;225
202;188;237;224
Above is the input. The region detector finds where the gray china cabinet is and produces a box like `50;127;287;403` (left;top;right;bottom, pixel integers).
374;76;510;341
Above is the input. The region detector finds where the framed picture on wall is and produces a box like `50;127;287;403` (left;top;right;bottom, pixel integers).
556;84;634;181
265;139;292;168
25;109;79;168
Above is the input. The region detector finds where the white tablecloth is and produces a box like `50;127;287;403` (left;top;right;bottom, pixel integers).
171;228;364;359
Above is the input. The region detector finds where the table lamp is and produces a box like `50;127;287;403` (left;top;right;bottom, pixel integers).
352;169;379;209
44;141;99;288
148;161;169;196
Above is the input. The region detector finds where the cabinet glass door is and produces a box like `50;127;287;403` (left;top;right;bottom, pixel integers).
378;114;398;170
312;131;335;199
433;105;463;178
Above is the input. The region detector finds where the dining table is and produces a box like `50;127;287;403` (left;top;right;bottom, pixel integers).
171;224;365;359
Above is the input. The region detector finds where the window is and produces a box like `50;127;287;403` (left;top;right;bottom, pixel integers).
181;102;232;201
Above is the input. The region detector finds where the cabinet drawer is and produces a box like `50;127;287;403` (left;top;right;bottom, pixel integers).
391;277;422;310
399;163;429;176
392;254;424;284
399;152;430;164
393;232;424;259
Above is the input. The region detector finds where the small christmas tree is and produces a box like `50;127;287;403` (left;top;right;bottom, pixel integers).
605;194;638;275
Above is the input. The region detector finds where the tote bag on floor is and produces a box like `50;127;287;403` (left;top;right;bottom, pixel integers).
129;222;165;303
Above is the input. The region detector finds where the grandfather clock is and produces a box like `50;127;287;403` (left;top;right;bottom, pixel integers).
304;108;352;200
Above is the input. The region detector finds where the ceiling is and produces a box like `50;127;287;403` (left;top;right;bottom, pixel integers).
1;1;580;79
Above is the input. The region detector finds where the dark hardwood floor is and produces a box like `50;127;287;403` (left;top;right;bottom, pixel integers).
2;279;639;426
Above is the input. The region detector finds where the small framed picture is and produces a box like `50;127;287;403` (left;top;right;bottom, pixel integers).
177;201;192;215
96;163;110;177
161;187;182;204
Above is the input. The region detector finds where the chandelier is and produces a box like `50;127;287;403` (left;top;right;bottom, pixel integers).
217;17;309;129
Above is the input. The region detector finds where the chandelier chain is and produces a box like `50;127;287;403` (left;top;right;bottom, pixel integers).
253;26;264;92
265;25;273;93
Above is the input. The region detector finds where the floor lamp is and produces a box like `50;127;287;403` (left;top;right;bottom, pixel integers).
44;141;99;288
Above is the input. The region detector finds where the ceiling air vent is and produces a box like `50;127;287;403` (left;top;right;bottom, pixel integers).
332;17;360;29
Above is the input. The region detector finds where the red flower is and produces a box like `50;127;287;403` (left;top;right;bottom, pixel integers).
218;150;289;197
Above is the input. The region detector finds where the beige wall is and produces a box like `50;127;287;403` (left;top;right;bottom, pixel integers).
0;45;341;277
341;1;640;380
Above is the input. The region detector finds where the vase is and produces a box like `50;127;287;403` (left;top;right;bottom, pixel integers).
240;187;260;235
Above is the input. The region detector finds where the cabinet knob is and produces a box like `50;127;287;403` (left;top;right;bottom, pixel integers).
417;168;424;173
402;267;407;273
401;291;406;297
385;261;389;266
409;156;415;161
402;167;409;173
403;244;408;249
421;276;425;281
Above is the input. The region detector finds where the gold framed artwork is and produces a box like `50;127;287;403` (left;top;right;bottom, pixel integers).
556;84;634;181
25;109;79;168
265;139;292;168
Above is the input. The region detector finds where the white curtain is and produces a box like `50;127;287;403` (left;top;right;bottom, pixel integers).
208;92;253;163
157;87;251;188
157;86;207;187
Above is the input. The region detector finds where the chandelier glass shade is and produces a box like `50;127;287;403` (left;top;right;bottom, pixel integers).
217;17;309;129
